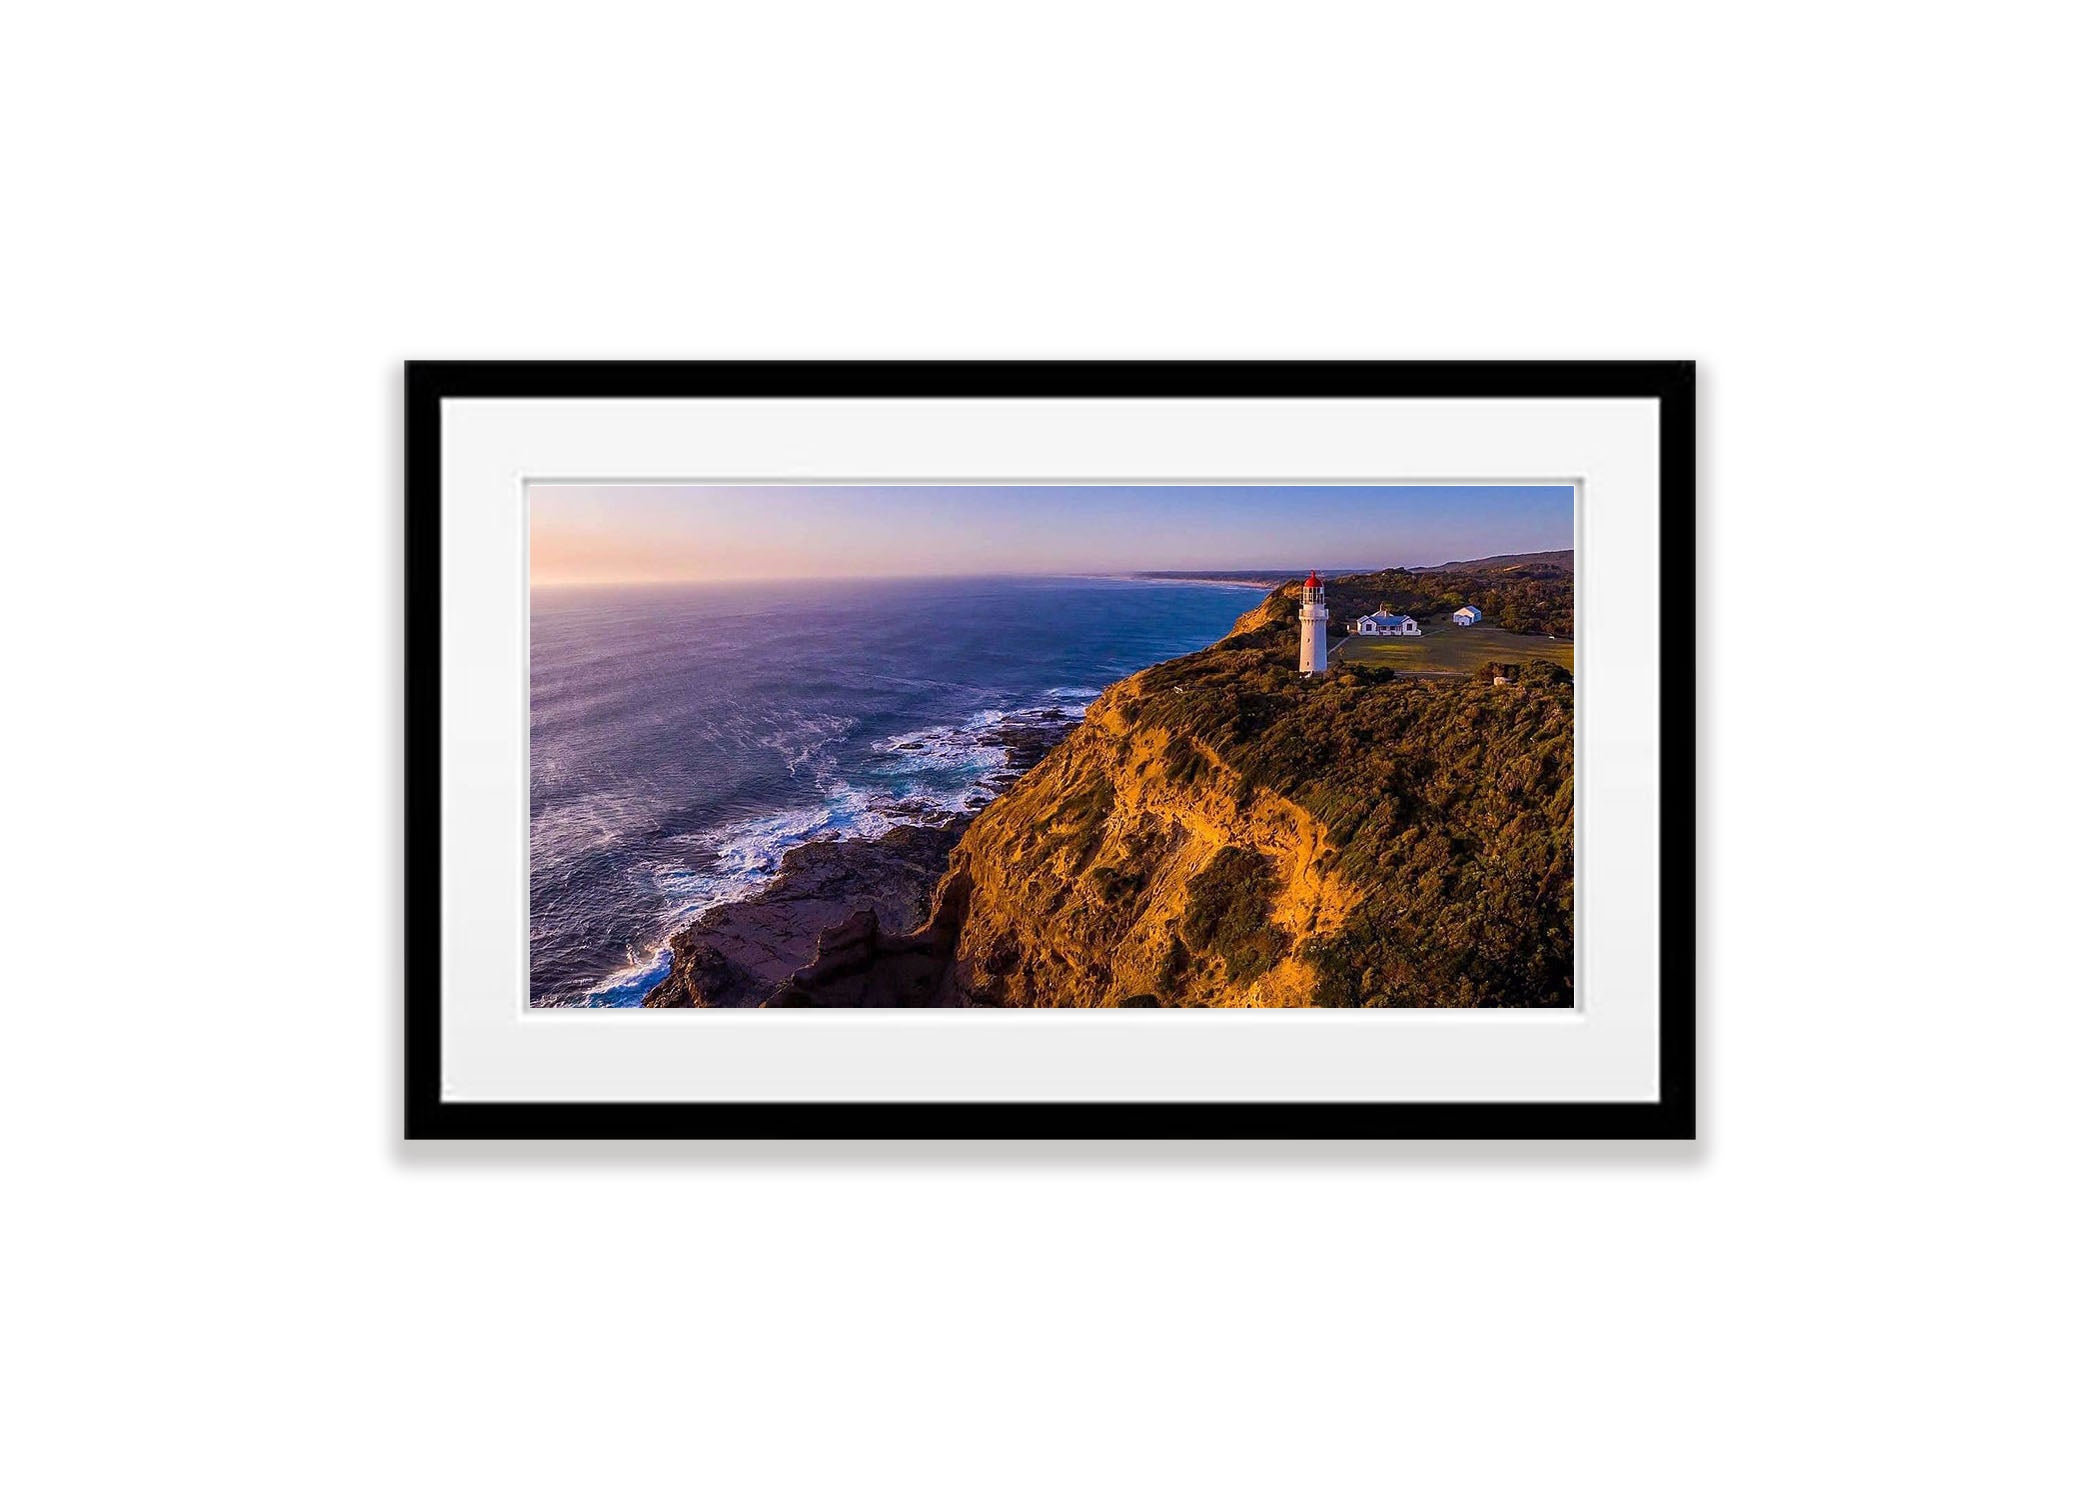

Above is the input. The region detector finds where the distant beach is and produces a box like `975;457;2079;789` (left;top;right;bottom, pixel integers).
1107;573;1279;591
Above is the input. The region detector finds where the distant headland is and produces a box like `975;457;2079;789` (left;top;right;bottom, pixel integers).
1121;568;1376;590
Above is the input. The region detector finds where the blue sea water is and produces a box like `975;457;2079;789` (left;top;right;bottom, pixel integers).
529;575;1259;1007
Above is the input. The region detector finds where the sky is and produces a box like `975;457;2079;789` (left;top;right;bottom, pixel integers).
527;483;1575;586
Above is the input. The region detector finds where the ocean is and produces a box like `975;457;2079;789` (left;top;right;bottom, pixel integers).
529;575;1259;1007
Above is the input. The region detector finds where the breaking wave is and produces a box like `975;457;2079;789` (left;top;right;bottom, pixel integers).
557;690;1098;1007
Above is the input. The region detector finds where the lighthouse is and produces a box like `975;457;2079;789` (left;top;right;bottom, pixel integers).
1298;571;1329;675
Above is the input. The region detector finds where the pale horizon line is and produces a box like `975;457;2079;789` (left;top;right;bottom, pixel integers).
531;555;1567;589
532;570;1333;590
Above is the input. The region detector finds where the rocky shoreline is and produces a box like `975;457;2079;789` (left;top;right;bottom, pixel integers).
640;711;1074;1008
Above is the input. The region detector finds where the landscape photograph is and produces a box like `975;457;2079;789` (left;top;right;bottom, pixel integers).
529;483;1576;1010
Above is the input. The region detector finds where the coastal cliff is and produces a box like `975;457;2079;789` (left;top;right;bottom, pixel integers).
913;575;1573;1007
926;672;1358;1006
650;569;1575;1009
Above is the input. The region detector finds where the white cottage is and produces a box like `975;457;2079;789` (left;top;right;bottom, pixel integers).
1452;605;1483;626
1355;611;1420;637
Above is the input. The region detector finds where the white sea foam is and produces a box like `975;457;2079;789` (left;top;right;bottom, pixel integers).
568;784;891;1007
567;689;1092;1007
872;693;1092;807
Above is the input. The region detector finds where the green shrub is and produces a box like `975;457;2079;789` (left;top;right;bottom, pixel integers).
1182;847;1291;983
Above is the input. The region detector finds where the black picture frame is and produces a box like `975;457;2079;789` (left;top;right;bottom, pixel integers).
406;360;1695;1140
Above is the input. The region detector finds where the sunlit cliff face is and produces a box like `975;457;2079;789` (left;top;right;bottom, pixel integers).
932;680;1360;1009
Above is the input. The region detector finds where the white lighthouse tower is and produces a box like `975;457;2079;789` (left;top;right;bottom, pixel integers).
1298;571;1329;675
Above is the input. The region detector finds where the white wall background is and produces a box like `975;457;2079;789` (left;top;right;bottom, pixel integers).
6;4;2094;1496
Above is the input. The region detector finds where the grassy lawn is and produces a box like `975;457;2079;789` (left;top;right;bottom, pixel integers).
1330;622;1574;677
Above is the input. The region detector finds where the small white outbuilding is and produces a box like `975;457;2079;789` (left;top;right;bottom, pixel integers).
1452;605;1483;626
1355;611;1420;637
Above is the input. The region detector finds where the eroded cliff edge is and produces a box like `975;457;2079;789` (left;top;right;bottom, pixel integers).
923;673;1359;1006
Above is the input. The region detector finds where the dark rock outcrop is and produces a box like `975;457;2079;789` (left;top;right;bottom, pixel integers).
641;820;966;1007
640;716;1070;1009
770;869;979;1008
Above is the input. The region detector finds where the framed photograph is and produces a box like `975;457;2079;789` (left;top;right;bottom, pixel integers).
406;361;1694;1138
